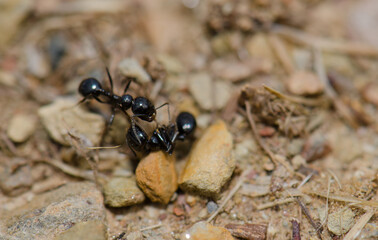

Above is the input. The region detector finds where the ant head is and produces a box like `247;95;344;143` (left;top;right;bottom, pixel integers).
79;78;103;97
121;94;133;110
176;112;196;140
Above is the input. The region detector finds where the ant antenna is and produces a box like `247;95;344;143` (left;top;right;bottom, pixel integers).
105;67;114;94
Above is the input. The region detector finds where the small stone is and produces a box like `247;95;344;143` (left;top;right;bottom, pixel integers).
126;231;143;240
206;201;218;214
38;98;105;146
291;155;306;170
211;59;252;82
0;70;16;87
258;126;276;137
103;177;145;207
157;54;183;74
179;120;235;197
182;221;233;240
173;207;185;217
136;151;178;204
7;113;37;143
327;208;355;235
0;158;32;196
118;58;151;84
287;139;304;156
25;44;50;78
246;33;275;62
188;73;231;110
2;182;106;240
286;71;324;96
54;220;107;240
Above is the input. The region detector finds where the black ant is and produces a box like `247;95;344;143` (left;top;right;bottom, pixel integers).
78;68;169;141
126;112;196;156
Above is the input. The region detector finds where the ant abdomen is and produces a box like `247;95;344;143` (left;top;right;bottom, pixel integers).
176;112;196;140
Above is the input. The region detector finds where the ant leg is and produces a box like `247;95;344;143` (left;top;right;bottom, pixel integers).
130;117;141;145
93;96;108;104
155;102;170;123
105;67;114;94
125;136;137;157
100;107;116;145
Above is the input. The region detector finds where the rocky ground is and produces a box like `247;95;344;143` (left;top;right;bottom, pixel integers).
0;0;377;239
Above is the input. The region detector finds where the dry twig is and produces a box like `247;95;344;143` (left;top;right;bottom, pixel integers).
343;209;375;240
263;85;327;107
244;101;299;177
273;24;378;57
294;197;323;240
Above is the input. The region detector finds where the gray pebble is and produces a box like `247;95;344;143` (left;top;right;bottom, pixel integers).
206;201;218;214
1;182;106;240
103;177;145;207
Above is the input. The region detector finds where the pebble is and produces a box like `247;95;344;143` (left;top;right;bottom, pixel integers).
188;73;231;110
7;113;37;143
0;70;16;87
157;54;183;74
181;221;233;240
286;71;324;96
118;58;151;84
25;44;50;79
206;201;218;214
179;120;235;197
0;158;32;196
55;220;107;240
38;98;105;146
136;151;178;204
1;182;106;240
246;33;275;63
327;208;355;235
103;177;145;207
210;59;252;82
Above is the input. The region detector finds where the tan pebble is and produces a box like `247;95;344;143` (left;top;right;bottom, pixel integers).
246;33;275;62
136;151;177;204
182;221;233;240
286;71;324;96
118;58;151;84
7;113;37;143
38;98;105;146
188;73;231;110
103;177;145;207
179;120;235;197
327;208;355;235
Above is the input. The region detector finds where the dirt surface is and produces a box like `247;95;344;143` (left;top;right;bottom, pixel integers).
0;0;377;239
